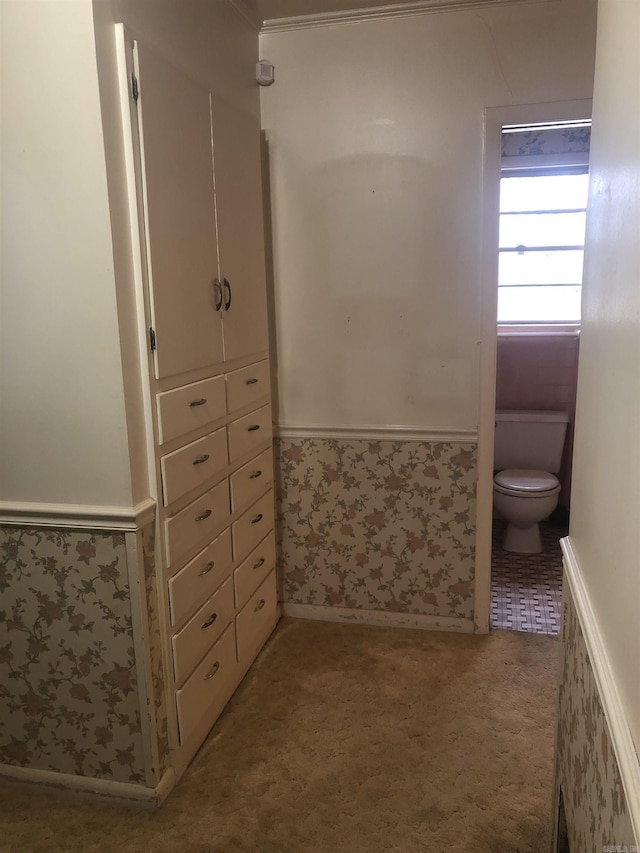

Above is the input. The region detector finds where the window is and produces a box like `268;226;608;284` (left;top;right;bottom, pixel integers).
498;166;589;328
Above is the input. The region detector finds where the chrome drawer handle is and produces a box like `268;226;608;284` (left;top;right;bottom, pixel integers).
254;598;266;612
198;561;215;576
201;612;217;629
253;557;265;570
247;424;261;432
195;509;212;522
245;377;258;385
204;661;220;680
193;454;210;465
190;398;207;407
249;470;262;480
251;513;263;525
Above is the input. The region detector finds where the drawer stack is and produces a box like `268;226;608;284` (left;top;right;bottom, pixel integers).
155;359;278;763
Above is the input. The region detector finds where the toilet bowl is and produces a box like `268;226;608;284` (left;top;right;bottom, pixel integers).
493;469;561;553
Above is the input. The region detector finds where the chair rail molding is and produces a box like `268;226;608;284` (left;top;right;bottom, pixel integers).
0;498;156;531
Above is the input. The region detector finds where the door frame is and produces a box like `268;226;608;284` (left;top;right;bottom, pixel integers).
474;98;593;633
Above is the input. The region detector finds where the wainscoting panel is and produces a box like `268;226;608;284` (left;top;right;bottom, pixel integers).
275;437;477;620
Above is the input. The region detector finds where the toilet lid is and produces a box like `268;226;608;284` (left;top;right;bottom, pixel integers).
494;469;560;493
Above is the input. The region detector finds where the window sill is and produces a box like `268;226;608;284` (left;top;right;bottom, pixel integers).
497;324;580;337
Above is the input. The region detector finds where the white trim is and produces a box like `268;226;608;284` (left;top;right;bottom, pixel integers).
261;0;557;32
0;763;175;808
0;498;156;531
561;536;640;841
282;602;474;634
274;424;477;443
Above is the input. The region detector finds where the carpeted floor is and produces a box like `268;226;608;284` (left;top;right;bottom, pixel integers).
0;618;559;853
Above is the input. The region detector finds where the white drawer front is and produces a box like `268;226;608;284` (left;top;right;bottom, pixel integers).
236;570;278;670
234;533;276;611
175;624;238;747
226;361;270;414
157;375;226;445
168;528;233;628
161;427;228;507
227;405;272;463
231;490;274;563
165;479;230;568
172;577;234;685
229;447;273;513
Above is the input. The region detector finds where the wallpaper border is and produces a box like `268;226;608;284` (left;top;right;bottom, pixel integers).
561;536;640;841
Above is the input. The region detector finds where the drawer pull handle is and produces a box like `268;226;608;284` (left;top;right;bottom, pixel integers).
198;561;215;576
195;509;212;522
204;661;220;680
213;278;223;312
247;424;261;432
249;469;263;480
254;598;266;612
201;612;218;629
190;398;207;407
251;513;263;525
245;377;259;385
193;454;210;465
253;557;265;570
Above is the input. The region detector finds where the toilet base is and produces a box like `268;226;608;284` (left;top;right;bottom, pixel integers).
503;522;542;554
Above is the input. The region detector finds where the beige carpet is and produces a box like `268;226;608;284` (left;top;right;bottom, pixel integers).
0;618;559;853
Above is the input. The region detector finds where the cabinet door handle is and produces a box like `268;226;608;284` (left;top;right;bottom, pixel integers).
201;612;217;629
251;513;263;525
254;598;266;612
245;377;258;385
195;509;212;522
253;557;265;570
193;454;210;466
249;469;262;480
247;424;260;432
190;398;207;407
198;561;215;576
213;278;223;312
204;661;220;680
223;278;232;311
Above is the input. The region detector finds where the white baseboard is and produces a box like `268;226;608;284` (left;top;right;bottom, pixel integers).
561;536;640;841
282;602;474;633
0;763;175;809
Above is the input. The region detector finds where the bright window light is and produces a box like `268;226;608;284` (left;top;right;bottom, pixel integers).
498;169;589;326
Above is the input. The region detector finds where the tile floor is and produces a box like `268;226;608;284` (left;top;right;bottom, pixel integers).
490;519;566;635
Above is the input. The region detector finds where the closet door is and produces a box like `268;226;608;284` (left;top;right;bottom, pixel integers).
212;99;269;363
136;44;224;380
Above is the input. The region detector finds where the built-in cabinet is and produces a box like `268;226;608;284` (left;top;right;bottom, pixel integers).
129;35;278;774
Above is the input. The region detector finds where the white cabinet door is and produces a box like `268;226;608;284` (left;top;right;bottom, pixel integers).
136;44;224;380
211;99;269;363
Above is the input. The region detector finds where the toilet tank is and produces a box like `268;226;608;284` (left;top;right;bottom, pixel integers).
494;410;569;473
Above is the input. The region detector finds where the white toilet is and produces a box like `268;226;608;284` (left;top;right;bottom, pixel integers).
493;410;569;554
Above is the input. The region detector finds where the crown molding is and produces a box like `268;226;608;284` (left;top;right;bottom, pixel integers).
261;0;558;33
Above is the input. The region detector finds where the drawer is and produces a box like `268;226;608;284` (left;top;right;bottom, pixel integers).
175;623;238;746
157;376;226;445
172;577;234;684
234;532;276;611
165;479;230;568
231;489;274;563
227;405;272;463
161;427;228;507
229;447;273;513
236;570;278;670
226;361;270;414
168;528;232;628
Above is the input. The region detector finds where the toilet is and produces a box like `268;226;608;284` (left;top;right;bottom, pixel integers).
493;410;569;553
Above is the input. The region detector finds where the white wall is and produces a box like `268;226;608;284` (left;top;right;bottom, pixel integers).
260;0;597;429
0;0;132;506
569;0;640;756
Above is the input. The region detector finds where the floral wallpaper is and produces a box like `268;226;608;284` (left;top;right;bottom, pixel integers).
0;526;147;784
140;519;169;781
502;125;591;159
275;438;476;619
554;588;636;851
